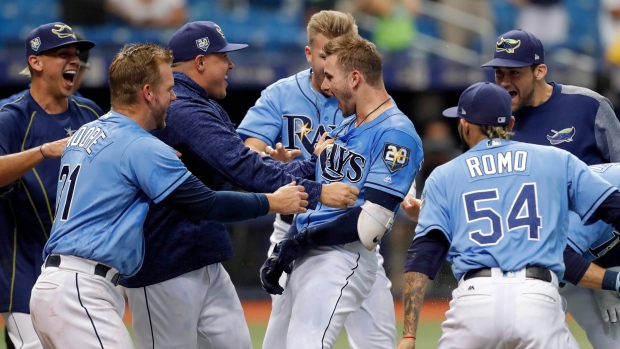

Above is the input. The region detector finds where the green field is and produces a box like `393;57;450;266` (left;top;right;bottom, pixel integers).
0;320;592;349
246;320;592;349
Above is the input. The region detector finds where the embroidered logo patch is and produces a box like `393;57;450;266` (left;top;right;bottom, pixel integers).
495;37;521;53
382;143;410;173
196;37;210;52
546;127;576;145
30;37;41;51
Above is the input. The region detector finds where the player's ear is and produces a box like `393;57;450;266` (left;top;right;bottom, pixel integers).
305;46;312;63
143;84;153;102
508;116;516;131
194;55;205;72
534;64;547;80
28;55;43;73
350;70;361;88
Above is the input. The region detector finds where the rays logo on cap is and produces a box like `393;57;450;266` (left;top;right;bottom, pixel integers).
51;24;76;39
214;24;225;38
382;143;410;174
30;37;41;51
196;37;210;52
495;37;521;53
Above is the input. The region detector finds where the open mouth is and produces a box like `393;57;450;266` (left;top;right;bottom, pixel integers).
508;91;517;99
63;70;77;84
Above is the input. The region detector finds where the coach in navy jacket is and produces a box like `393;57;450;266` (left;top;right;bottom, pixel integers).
120;21;357;349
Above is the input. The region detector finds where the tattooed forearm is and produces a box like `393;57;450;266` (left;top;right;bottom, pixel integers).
402;271;430;336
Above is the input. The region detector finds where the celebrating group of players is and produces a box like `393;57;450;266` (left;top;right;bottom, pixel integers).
1;8;620;349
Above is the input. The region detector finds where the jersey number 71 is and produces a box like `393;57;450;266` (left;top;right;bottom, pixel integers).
463;183;542;246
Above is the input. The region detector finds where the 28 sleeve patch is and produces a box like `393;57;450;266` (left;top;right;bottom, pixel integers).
382;142;410;173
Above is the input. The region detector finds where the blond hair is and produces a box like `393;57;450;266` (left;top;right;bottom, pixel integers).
320;34;383;88
480;125;514;140
307;10;358;45
109;43;173;107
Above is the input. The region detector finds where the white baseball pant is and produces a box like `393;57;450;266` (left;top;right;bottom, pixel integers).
268;215;396;349
126;263;252;349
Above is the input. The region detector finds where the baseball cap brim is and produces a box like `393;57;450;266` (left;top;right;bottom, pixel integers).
442;106;459;118
481;58;533;68
214;43;248;53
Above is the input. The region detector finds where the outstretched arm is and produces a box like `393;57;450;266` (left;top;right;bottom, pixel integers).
0;137;68;187
397;271;429;349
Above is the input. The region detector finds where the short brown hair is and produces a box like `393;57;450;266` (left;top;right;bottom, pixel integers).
109;43;173;107
307;10;358;45
320;34;383;88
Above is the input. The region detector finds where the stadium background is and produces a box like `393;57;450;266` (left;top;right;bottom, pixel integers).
0;0;616;347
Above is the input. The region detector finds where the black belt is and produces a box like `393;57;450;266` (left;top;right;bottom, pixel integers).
45;255;120;286
280;214;294;225
463;266;552;283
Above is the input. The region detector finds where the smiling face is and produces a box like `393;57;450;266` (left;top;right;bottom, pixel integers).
493;66;538;113
202;52;234;100
306;33;331;94
150;63;176;129
33;44;81;98
322;55;355;117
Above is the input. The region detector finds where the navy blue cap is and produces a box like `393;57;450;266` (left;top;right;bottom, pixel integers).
443;82;512;126
169;21;248;63
481;29;544;68
26;22;95;58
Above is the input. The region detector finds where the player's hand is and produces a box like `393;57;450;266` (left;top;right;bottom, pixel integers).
396;337;416;349
314;132;334;156
260;245;285;295
264;142;302;162
594;287;620;323
319;182;359;209
400;193;422;223
40;137;70;159
277;230;314;274
267;182;309;215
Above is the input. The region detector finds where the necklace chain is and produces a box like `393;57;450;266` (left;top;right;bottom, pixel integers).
355;97;391;127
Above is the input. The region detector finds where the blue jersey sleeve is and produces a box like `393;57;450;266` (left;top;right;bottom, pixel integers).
567;155;616;223
365;129;420;198
123;136;191;204
414;175;451;242
237;88;282;145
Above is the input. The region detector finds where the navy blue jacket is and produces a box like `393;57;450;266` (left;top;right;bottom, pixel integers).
121;72;320;288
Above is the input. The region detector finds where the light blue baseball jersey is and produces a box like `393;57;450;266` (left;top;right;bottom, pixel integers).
44;111;191;276
296;106;423;230
237;69;342;159
567;163;620;262
415;139;616;281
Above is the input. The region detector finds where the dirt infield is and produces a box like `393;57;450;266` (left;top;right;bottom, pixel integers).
242;299;450;324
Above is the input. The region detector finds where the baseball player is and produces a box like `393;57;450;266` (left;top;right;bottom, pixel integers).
482;29;620;165
0;22;101;349
0;35;92;106
118;22;358;349
397;81;620;349
28;42;309;349
238;11;400;348
260;33;423;349
560;163;620;348
482;29;620;347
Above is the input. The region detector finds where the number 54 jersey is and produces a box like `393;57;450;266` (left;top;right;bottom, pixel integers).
415;139;616;282
295;106;423;230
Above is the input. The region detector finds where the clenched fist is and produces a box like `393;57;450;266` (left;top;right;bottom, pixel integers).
267;181;309;215
319;182;359;209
